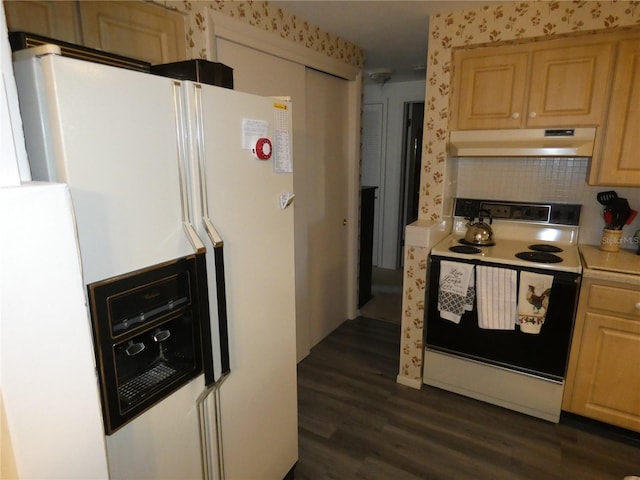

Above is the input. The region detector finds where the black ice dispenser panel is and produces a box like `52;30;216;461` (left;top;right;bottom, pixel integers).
87;254;209;434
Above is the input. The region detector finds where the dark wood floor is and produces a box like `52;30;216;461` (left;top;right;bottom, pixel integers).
295;317;640;480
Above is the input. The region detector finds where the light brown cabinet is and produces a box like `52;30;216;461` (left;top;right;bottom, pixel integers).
4;0;186;65
452;48;528;129
3;1;81;44
451;37;614;130
588;35;640;186
563;277;640;432
78;1;186;65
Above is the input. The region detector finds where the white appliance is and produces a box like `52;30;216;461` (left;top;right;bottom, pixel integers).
13;45;297;479
425;198;582;423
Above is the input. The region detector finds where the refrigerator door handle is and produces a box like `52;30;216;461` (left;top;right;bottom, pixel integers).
193;84;224;248
193;85;223;246
172;80;206;254
193;84;231;379
197;372;229;480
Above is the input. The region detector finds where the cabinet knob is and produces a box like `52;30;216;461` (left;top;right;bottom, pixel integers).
529;111;537;118
511;112;520;119
635;302;640;310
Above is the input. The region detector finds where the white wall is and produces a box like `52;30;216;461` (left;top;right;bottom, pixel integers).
363;79;425;269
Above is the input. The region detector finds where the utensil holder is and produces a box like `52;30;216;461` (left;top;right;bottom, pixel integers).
600;228;622;252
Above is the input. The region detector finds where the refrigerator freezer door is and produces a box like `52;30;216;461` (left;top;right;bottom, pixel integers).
13;53;198;284
13;52;212;479
105;378;204;479
188;83;298;479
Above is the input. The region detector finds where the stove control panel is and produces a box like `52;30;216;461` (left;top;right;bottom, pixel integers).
454;198;581;226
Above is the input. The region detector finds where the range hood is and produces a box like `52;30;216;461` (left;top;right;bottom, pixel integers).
449;127;596;157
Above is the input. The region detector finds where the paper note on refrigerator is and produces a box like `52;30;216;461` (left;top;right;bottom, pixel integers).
273;103;293;173
241;118;268;150
274;130;292;173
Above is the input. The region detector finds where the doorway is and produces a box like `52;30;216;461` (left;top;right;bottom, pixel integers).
397;102;424;267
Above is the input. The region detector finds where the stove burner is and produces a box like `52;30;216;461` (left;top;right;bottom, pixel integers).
459;239;495;247
528;244;563;253
515;251;563;263
449;245;482;254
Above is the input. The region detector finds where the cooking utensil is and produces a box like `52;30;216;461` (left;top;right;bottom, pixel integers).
608;197;631;229
597;190;618;206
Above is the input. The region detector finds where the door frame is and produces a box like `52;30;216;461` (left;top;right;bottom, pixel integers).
397;101;424;267
361;101;387;267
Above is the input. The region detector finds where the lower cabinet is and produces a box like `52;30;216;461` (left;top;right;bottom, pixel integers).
563;277;640;432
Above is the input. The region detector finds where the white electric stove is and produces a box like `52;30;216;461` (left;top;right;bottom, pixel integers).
424;198;583;422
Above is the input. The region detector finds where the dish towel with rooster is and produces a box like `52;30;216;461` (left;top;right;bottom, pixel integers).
438;261;475;324
517;271;554;334
476;266;517;329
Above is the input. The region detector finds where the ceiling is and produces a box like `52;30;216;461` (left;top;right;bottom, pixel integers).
269;1;486;83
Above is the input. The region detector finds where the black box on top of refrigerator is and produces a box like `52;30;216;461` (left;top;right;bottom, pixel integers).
150;59;234;89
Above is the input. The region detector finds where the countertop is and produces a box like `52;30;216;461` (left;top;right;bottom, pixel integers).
579;245;640;285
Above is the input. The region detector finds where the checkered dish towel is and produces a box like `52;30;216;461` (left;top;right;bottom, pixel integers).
438;261;475;324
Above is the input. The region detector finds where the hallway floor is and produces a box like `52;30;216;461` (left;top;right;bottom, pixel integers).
359;267;403;324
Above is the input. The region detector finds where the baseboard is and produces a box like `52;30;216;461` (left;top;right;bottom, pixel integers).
396;374;422;389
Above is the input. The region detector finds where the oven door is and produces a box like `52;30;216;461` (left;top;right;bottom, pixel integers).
425;255;581;381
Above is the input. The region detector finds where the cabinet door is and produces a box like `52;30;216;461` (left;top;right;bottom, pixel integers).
452;49;529;130
78;1;186;64
591;37;640;186
567;310;640;432
527;41;613;127
3;1;80;43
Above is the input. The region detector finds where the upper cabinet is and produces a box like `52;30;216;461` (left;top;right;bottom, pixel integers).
588;34;640;186
527;41;613;128
78;1;186;65
451;29;640;187
4;1;81;44
4;1;186;65
452;48;528;129
451;37;614;130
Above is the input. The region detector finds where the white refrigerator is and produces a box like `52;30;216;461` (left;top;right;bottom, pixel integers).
13;45;298;479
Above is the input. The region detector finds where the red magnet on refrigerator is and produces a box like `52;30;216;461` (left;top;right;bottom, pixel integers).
252;137;272;160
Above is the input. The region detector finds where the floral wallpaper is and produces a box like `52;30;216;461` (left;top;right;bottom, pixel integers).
398;0;640;386
159;0;363;68
399;246;428;382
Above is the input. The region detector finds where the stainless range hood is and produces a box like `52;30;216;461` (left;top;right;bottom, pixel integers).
449;127;596;157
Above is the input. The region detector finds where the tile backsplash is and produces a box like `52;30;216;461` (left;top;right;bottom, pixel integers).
455;157;640;250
